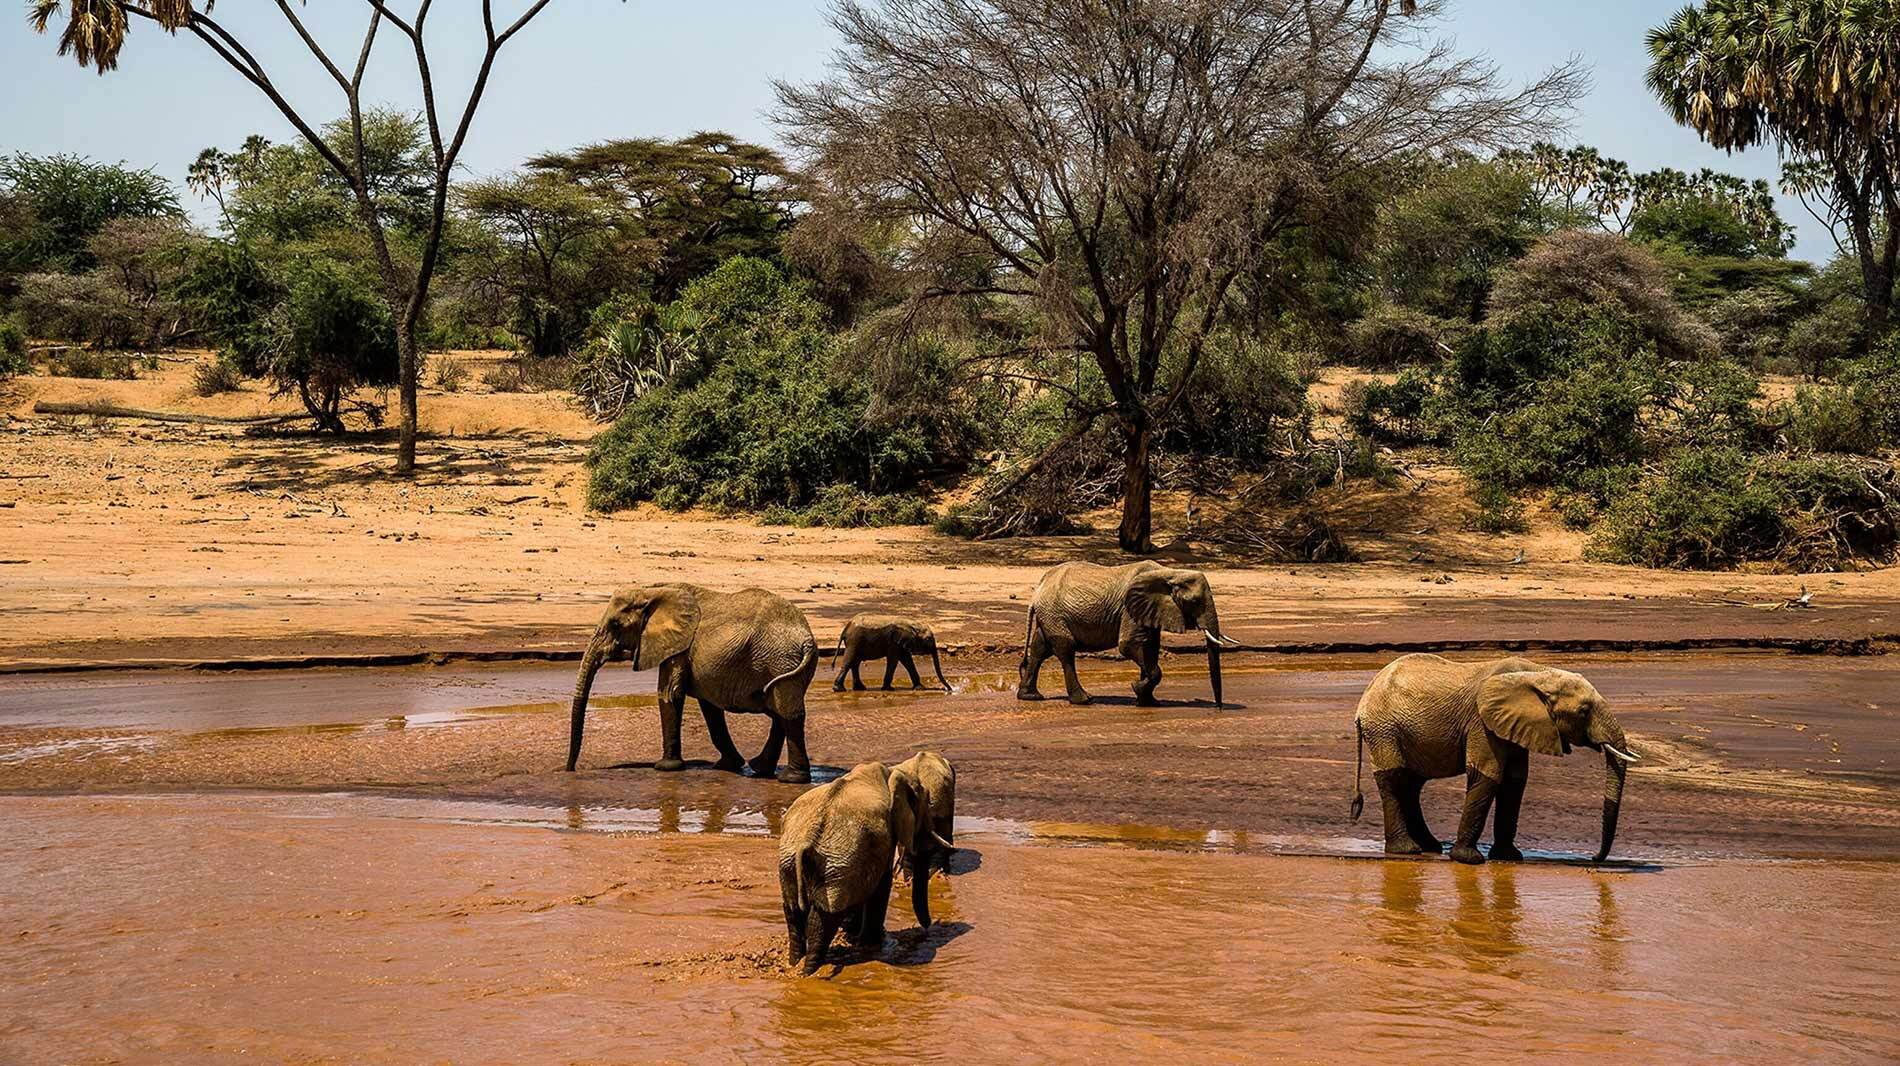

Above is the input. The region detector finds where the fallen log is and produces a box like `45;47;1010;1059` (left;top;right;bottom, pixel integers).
32;402;312;426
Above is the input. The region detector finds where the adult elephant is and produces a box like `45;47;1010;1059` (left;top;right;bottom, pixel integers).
1018;560;1237;707
566;584;818;783
1349;654;1639;865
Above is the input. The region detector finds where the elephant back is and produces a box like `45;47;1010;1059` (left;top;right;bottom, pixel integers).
1031;561;1149;651
778;762;897;912
688;589;818;710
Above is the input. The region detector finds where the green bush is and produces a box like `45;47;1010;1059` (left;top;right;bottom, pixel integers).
1841;341;1900;446
587;259;953;513
1662;358;1763;450
0;319;27;380
1784;299;1864;382
267;260;399;432
1468;481;1528;533
1778;385;1883;456
1160;331;1308;465
430;355;469;393
760;484;931;528
1345;367;1437;443
1487;230;1716;358
1588;448;1900;570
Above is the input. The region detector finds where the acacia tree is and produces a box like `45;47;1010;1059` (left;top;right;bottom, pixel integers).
458;171;622;356
28;0;595;472
778;0;1579;551
1648;0;1900;322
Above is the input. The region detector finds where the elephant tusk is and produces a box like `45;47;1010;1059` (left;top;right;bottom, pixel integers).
1604;744;1641;762
931;830;954;852
1203;630;1241;648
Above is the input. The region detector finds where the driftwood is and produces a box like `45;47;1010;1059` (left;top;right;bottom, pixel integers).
32;402;312;426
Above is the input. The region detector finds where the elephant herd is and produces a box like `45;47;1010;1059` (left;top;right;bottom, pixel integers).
564;560;1639;971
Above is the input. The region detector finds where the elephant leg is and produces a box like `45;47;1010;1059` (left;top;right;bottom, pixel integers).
780;866;807;965
777;714;812;784
750;718;785;779
699;700;745;773
1131;631;1161;706
1489;752;1530;862
832;650;855;692
1018;628;1050;701
1398;773;1442;853
1451;769;1500;865
851;661;867;691
880;656;898;691
654;694;686;772
1374;769;1427;855
854;867;893;952
1057;643;1091;705
804;908;845;975
900;651;923;690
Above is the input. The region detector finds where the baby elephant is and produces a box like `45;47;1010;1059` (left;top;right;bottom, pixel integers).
778;753;956;973
831;614;952;693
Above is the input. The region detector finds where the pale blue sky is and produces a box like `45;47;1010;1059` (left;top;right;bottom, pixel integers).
0;1;1834;262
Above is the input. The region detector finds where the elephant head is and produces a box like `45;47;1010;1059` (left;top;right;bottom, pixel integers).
888;761;953;929
1124;565;1236;707
1478;669;1638;862
566;585;702;772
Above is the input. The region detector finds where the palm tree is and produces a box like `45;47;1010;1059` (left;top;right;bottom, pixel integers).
1647;0;1900;322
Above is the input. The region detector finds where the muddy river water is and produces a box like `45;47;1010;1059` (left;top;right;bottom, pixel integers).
2;654;1897;1063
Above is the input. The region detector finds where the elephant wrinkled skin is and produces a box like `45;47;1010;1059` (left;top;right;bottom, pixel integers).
567;584;819;783
831;613;952;693
777;755;956;973
1350;654;1638;865
1018;560;1236;707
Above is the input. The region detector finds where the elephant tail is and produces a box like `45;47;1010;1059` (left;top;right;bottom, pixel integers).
1349;720;1365;823
794;842;822;909
768;640;820;697
1019;605;1038;667
828;622;848;668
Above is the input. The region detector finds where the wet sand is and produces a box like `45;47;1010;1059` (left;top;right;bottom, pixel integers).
3;791;1895;1064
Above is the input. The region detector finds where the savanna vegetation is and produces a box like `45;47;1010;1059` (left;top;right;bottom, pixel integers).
6;0;1899;572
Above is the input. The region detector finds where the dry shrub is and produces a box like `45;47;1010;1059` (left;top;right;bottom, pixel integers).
431;355;469;393
190;356;243;396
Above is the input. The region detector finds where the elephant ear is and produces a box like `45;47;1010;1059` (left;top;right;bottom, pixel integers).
888;766;925;857
1124;566;1190;632
1478;672;1566;757
634;585;701;670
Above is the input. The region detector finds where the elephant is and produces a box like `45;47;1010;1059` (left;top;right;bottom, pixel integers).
831;613;952;693
1017;560;1238;707
893;749;956;872
778;756;956;973
566;584;819;784
1349;654;1639;865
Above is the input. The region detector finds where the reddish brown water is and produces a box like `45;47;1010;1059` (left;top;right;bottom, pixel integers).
3;791;1896;1064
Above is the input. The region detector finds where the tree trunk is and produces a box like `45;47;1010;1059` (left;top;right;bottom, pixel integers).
1118;417;1154;554
397;312;420;473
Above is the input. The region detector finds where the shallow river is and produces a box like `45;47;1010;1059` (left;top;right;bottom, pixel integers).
2;656;1897;1062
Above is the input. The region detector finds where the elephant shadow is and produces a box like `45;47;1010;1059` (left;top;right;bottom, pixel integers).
602;759;851;784
808;921;973;976
940;847;983;876
1076;694;1239;712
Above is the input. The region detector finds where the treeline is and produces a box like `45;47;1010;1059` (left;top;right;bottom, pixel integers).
6;0;1899;574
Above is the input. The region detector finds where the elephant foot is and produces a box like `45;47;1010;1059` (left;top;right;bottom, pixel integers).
654;757;687;773
1016;688;1045;701
776;768;812;785
1133;690;1159;707
713;755;746;774
851;682;867;691
831;681;846;693
1384;837;1428;856
1449;843;1487;865
1415;836;1444;853
1488;842;1525;862
1066;692;1093;706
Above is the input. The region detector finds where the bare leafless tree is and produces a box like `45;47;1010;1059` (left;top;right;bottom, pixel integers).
28;0;599;473
777;0;1582;551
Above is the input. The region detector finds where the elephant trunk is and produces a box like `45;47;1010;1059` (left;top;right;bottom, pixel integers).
927;638;951;693
566;624;613;772
1590;715;1632;862
911;860;932;929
